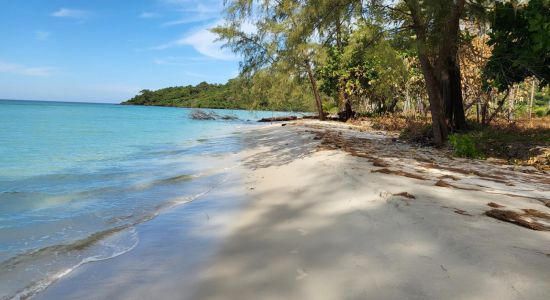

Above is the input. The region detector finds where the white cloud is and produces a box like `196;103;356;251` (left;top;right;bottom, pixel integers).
183;27;235;60
153;21;236;61
160;0;222;26
0;60;53;77
51;8;91;19
139;12;160;19
35;31;51;41
161;14;217;27
153;56;211;66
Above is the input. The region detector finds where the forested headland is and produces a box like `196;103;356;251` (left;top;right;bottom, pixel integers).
122;77;317;112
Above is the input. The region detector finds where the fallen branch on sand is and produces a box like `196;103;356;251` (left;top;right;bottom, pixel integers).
393;192;416;199
454;209;473;216
485;209;550;231
258;116;298;122
371;168;426;180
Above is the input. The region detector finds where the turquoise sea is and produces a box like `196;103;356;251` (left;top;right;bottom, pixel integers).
0;99;292;299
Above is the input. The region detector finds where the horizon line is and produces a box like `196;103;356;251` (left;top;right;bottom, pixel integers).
0;98;120;105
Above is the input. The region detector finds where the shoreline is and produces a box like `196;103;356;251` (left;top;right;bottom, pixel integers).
32;155;249;300
34;121;550;299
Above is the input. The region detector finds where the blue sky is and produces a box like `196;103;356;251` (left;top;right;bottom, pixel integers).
0;0;239;103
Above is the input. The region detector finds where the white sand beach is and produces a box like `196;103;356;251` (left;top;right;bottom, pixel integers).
36;121;550;300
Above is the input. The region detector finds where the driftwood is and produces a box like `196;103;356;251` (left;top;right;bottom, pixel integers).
190;109;240;121
258;114;326;122
485;209;550;231
258;116;298;122
190;110;217;120
219;114;239;120
393;192;416;199
371;168;426;180
487;202;505;208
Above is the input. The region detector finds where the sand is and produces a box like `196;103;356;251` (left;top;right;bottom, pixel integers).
35;121;550;300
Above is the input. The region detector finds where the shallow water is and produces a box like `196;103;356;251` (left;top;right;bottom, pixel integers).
0;100;291;299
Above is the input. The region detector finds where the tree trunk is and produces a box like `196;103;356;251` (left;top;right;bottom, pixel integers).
481;91;490;126
476;97;481;124
343;96;354;120
335;18;353;121
387;98;399;113
508;87;516;121
441;56;467;131
404;85;413;116
529;79;535;119
305;61;325;120
437;1;467;132
406;0;466;145
486;89;510;125
417;51;448;145
417;97;425;115
337;88;354;121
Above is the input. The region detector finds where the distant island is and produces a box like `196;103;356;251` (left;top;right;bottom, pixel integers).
121;79;314;112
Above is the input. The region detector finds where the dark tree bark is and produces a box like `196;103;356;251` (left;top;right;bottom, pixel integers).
484;90;510;126
437;2;467;131
406;0;446;145
417;50;448;145
338;95;355;121
338;91;354;121
444;58;468;130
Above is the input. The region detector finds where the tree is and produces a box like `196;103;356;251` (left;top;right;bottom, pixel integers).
213;1;326;119
304;0;472;144
231;71;317;112
401;0;470;145
458;32;492;123
484;0;550;91
332;22;411;114
298;0;363;120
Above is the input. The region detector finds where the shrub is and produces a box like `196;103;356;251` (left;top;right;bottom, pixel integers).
371;115;408;131
399;119;433;144
534;108;546;117
448;134;483;158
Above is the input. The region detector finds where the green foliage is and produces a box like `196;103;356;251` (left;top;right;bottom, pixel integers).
449;134;483;158
448;123;550;162
213;0;329;116
122;81;242;109
122;76;316;112
317;46;343;100
484;0;550;91
534;108;548;117
234;70;317;112
316;22;416;114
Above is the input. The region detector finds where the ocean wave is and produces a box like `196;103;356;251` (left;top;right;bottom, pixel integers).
0;171;232;300
0;172;201;218
2;227;139;300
